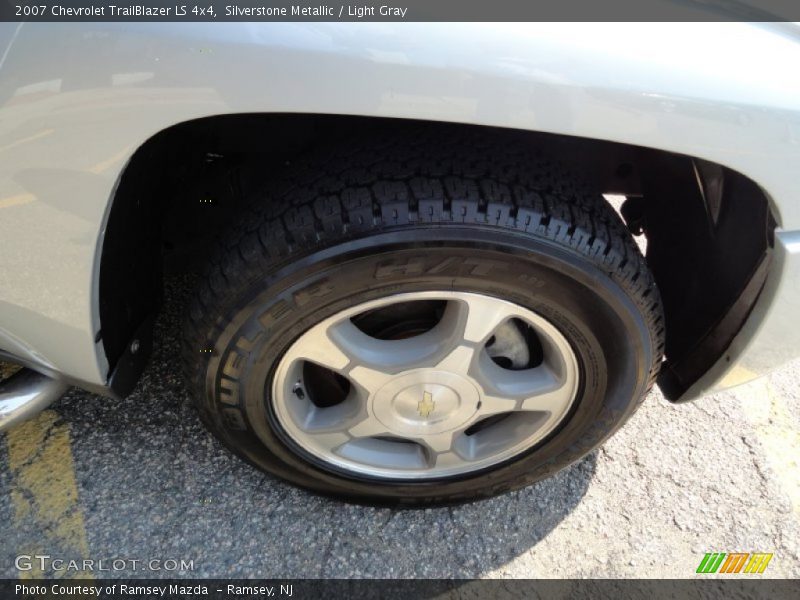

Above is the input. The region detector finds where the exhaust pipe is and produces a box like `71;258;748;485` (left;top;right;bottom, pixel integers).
0;368;68;432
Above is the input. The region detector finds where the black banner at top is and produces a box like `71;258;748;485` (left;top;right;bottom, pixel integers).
2;0;800;22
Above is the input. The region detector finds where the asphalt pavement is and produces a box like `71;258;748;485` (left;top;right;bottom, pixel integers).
1;276;799;579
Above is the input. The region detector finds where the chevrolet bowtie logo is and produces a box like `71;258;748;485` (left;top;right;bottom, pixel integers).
418;391;436;418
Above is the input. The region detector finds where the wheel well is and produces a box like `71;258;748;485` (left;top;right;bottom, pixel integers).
99;114;775;399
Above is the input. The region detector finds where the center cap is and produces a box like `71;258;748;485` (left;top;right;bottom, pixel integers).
371;370;480;436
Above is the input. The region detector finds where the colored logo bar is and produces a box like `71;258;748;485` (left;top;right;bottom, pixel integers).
696;553;773;574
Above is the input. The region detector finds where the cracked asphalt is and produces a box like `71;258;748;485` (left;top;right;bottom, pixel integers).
1;276;799;579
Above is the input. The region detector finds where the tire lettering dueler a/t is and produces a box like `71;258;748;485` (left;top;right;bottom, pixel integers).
183;127;665;505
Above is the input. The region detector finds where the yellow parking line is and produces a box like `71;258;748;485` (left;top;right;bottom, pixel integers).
6;410;92;579
0;129;54;154
86;146;132;175
0;193;34;209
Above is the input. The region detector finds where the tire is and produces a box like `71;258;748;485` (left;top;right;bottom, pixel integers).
182;127;665;506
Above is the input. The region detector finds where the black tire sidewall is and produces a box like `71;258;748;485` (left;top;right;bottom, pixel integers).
199;227;652;504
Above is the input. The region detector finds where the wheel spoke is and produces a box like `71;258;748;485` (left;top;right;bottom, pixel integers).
347;365;394;396
475;364;573;416
304;430;350;450
281;323;352;372
459;294;519;344
417;431;472;469
518;376;575;413
432;450;465;469
476;394;520;416
428;296;518;377
417;430;456;454
435;344;477;376
332;318;452;372
347;415;391;439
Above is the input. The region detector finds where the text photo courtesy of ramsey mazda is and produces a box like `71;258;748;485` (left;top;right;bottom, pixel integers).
0;4;799;591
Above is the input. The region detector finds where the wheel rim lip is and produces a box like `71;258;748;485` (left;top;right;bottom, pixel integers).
270;290;580;480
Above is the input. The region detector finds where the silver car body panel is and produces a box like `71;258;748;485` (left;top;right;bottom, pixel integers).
0;22;798;398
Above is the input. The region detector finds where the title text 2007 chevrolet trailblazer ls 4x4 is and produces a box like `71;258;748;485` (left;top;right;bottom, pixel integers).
0;22;799;504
